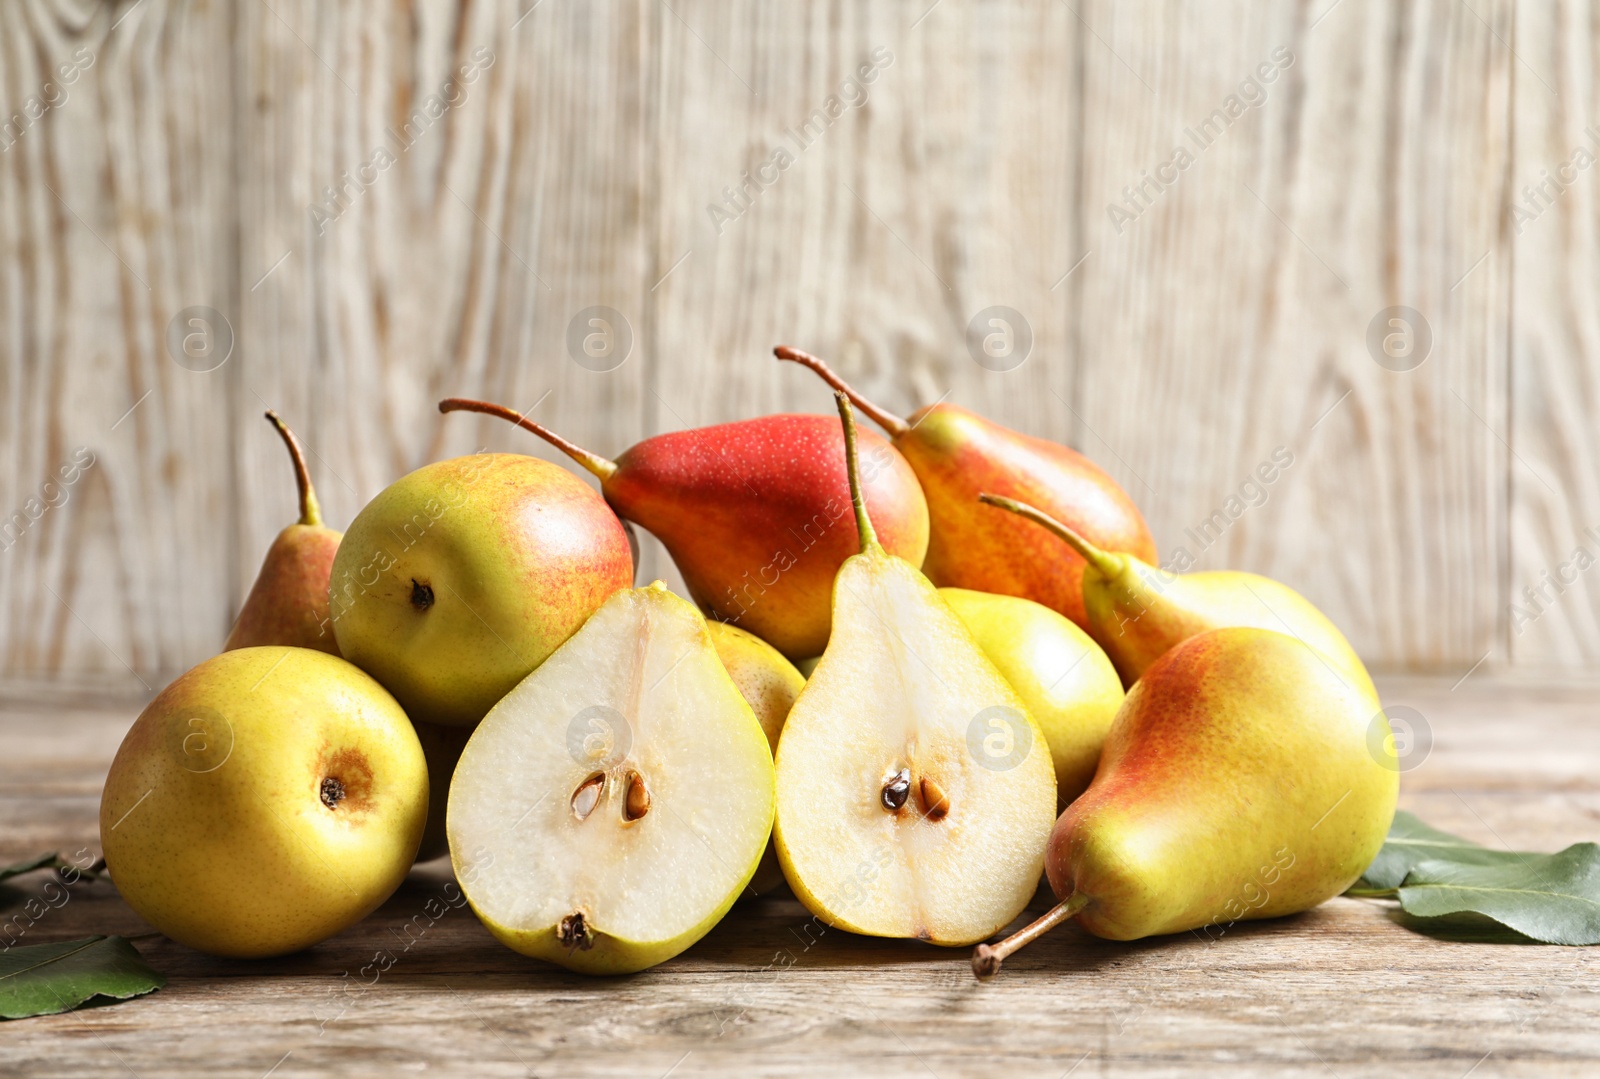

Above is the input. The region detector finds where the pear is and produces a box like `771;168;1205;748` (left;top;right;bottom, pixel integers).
706;619;806;897
972;627;1397;978
330;453;633;727
773;394;1057;947
940;588;1124;809
100;647;428;958
776;345;1154;630
225;412;343;655
981;494;1376;700
438;397;929;659
412;720;474;862
448;584;774;975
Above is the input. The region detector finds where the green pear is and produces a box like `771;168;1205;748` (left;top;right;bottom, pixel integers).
100;647;428;958
706;619;806;898
412;719;474;862
225;412;343;655
981;494;1377;701
448;584;774;974
330;453;633;727
774;395;1056;947
940;588;1124;809
972;627;1397;978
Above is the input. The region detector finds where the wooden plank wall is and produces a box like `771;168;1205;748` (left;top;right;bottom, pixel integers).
0;0;1592;693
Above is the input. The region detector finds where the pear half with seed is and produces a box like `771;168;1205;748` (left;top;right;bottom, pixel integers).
449;583;774;974
774;395;1057;946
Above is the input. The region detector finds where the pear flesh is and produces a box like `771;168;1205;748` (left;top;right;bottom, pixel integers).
775;546;1057;946
449;585;774;975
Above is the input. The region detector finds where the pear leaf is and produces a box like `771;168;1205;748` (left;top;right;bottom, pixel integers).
1355;811;1541;891
0;936;165;1020
0;854;61;884
1394;845;1600;945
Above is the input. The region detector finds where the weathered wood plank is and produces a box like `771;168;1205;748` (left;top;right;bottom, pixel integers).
1070;0;1512;674
1;675;1596;1076
0;0;239;687
1506;0;1600;668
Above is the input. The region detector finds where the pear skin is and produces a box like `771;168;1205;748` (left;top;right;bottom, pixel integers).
100;647;428;958
706;619;806;897
981;494;1378;703
972;628;1397;977
225;412;343;655
439;398;930;659
940;587;1123;808
776;346;1154;630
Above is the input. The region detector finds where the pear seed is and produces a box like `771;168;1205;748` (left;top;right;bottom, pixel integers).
881;768;911;811
623;771;651;821
320;776;345;809
571;773;605;820
410;579;435;611
558;912;594;951
918;777;950;821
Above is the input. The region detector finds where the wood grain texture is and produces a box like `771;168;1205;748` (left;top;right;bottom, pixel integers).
2;675;1597;1076
0;0;1595;688
1506;1;1600;668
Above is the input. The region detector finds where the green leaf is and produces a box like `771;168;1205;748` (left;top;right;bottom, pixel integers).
0;854;61;884
0;936;165;1020
1395;844;1600;945
1355;811;1542;891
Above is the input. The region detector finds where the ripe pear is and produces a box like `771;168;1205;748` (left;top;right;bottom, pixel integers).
773;395;1056;947
100;647;428;958
225;412;343;655
940;588;1123;809
776;346;1154;630
448;583;774;975
982;494;1377;701
438;397;929;659
330;453;633;727
412;720;474;862
972;627;1397;978
706;619;806;897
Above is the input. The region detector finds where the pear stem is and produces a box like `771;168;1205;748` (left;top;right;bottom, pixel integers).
775;345;911;439
978;493;1124;581
265;411;322;527
971;892;1090;980
835;393;881;554
438;397;619;482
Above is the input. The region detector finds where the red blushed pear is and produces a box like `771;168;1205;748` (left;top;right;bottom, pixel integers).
437;398;929;660
971;627;1397;980
775;346;1156;631
225;411;343;655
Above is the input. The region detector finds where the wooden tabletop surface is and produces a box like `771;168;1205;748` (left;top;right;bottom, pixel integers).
2;675;1598;1078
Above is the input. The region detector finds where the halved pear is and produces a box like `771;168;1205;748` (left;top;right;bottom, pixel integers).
774;396;1057;946
448;583;774;974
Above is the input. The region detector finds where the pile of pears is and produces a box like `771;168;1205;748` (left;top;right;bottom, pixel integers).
100;349;1397;978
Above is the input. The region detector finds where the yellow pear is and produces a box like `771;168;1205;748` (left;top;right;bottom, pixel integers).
940;588;1123;808
100;647;428;958
706;619;806;897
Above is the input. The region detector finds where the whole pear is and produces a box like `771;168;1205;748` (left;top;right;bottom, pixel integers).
438;398;929;659
706;619;806;897
940;588;1123;808
225;412;342;655
981;494;1376;701
776;346;1154;630
412;720;474;862
972;627;1397;978
330;453;633;727
100;647;428;958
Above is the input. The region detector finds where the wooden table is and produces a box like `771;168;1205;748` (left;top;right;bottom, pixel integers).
3;676;1597;1078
